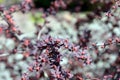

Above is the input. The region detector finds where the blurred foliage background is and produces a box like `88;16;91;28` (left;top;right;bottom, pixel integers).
0;0;113;12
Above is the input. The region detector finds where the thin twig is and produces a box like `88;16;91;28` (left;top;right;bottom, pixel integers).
37;20;48;40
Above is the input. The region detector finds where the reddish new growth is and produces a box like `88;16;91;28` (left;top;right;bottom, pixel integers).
0;27;3;33
105;0;120;18
21;36;91;80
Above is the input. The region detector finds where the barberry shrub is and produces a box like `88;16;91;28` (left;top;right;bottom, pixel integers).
0;0;120;80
